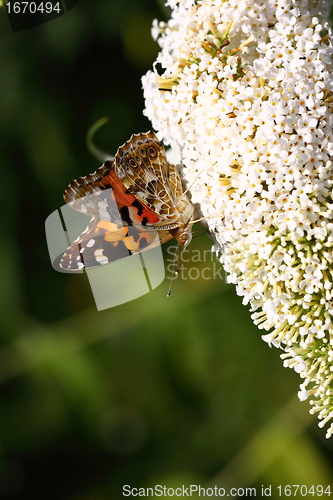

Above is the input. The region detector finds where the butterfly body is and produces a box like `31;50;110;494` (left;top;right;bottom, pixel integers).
60;131;193;271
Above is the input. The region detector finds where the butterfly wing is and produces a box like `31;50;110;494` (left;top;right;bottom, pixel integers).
60;131;193;270
60;217;173;271
63;131;192;231
115;131;185;227
64;160;163;228
63;160;115;216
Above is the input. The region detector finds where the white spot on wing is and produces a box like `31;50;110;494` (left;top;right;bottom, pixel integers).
87;239;95;247
98;201;111;221
144;170;158;182
94;248;108;264
98;201;108;210
118;166;126;178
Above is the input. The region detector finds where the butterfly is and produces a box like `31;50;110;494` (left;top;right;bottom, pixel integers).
60;131;194;271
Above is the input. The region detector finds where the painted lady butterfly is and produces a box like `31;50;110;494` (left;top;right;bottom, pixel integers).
60;131;194;271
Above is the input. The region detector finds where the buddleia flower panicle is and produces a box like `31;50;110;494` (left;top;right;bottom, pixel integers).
142;0;333;437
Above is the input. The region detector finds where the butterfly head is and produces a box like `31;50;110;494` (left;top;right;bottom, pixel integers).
170;227;192;248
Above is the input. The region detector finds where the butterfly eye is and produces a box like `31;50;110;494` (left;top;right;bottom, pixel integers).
128;158;137;167
147;146;157;158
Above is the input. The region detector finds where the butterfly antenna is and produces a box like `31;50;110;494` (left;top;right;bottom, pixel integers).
189;214;222;225
87;117;113;162
191;227;208;239
167;244;181;297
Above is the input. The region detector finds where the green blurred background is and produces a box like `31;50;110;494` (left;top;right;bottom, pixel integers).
0;1;333;498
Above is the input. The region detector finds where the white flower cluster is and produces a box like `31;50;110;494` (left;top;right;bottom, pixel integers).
142;0;333;436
